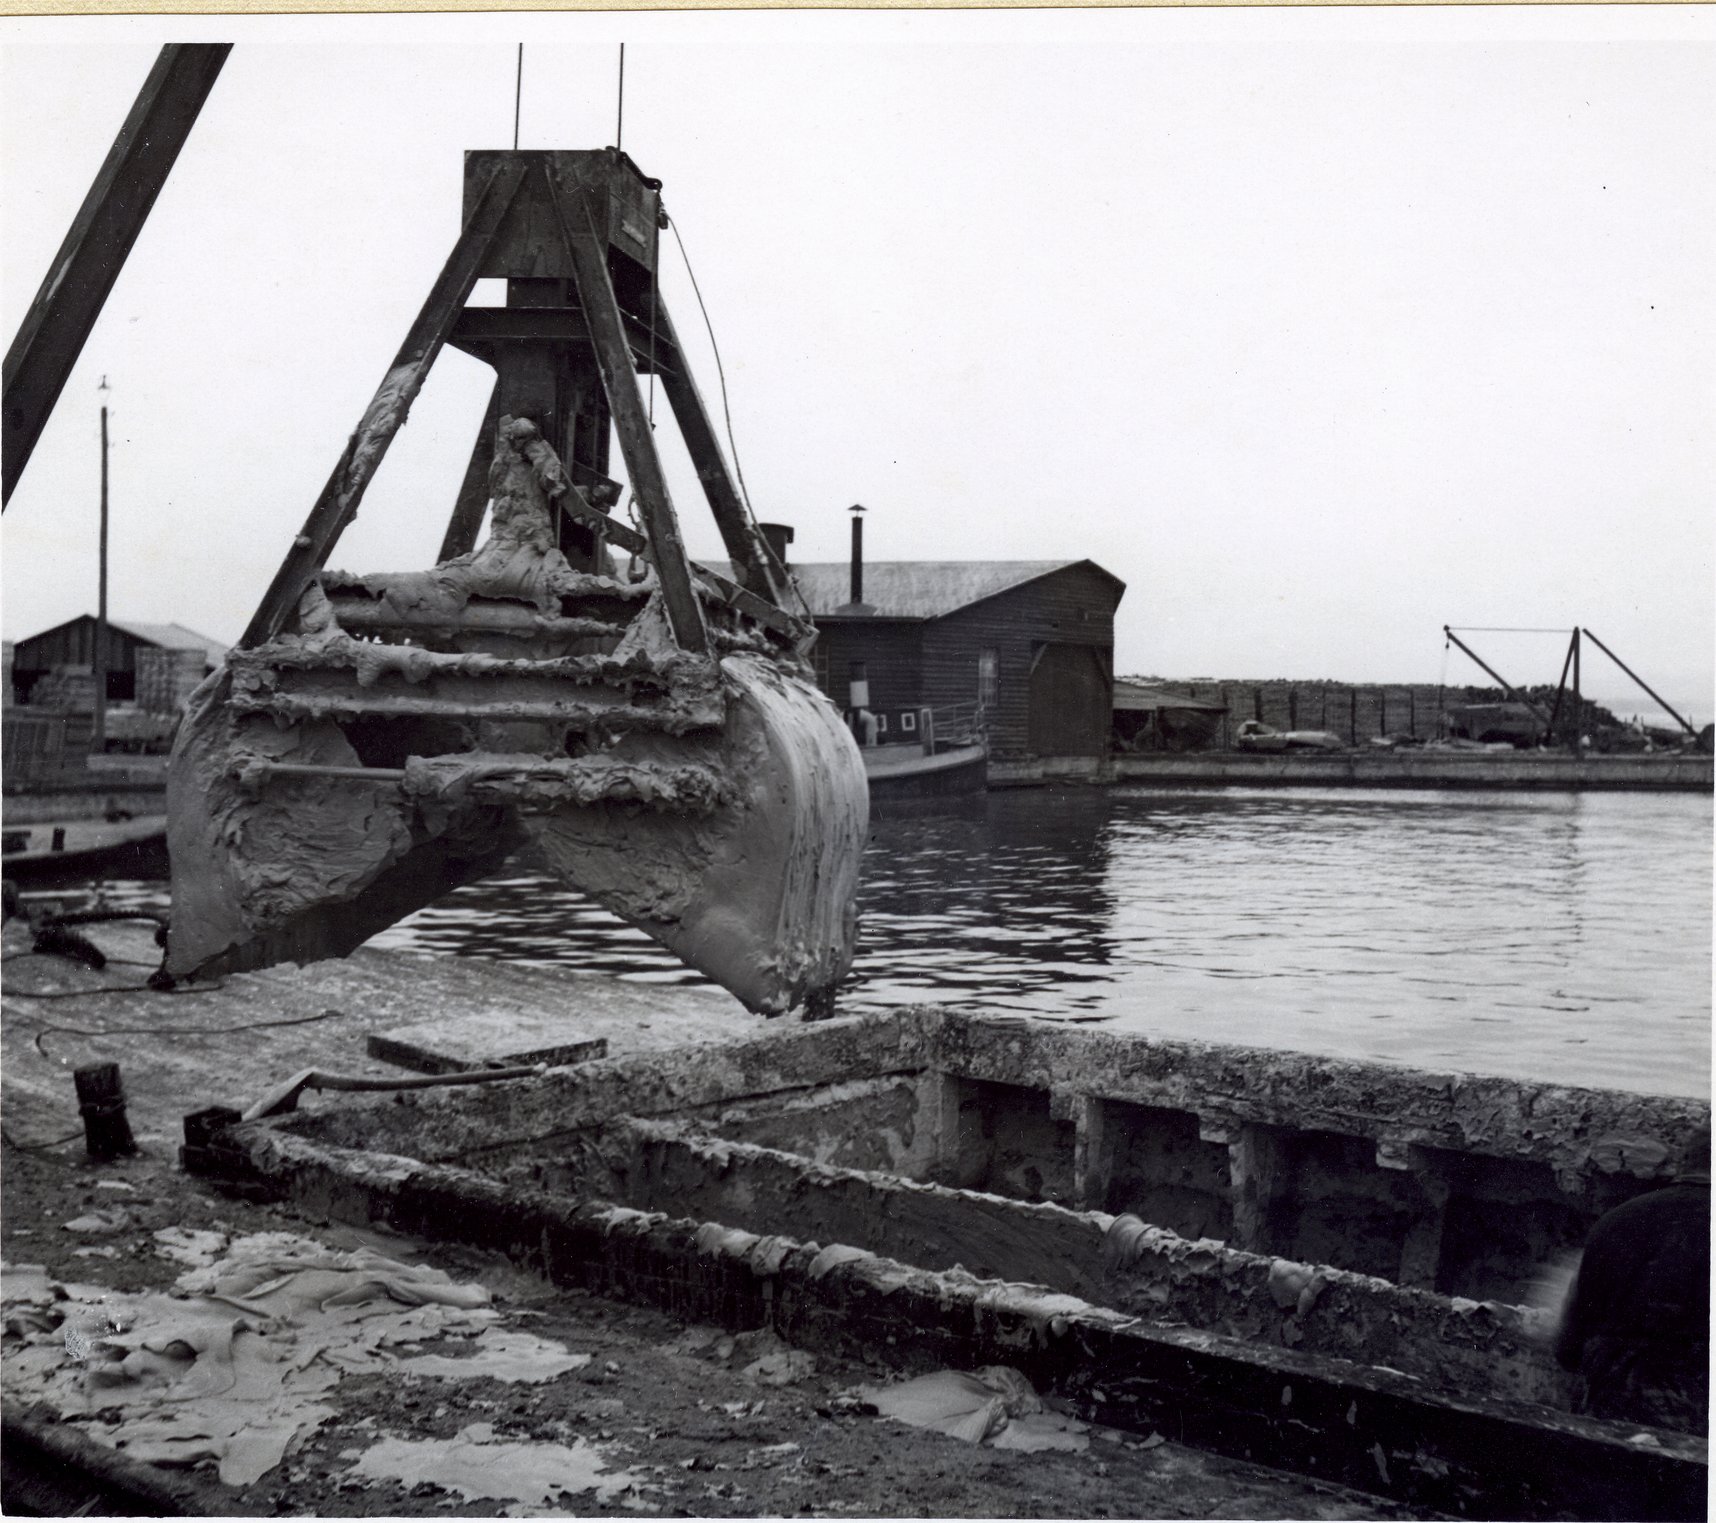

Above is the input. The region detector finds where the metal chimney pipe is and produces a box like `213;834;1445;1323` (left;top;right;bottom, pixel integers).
759;521;793;570
849;503;865;605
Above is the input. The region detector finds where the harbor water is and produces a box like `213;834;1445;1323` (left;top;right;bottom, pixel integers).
366;786;1712;1100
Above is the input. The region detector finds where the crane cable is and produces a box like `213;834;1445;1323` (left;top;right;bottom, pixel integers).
665;214;812;622
1436;634;1450;740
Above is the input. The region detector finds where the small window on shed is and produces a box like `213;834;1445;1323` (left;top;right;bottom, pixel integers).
875;713;889;735
900;711;917;733
977;649;999;709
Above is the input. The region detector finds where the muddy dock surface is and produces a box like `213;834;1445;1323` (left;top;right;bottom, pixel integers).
3;914;1431;1517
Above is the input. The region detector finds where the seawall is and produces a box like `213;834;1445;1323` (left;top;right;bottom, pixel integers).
1110;751;1713;791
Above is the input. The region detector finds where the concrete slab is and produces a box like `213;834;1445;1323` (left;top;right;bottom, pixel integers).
369;1010;609;1074
0;916;758;1149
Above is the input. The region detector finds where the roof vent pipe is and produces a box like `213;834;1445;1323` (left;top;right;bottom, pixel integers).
759;522;793;570
849;504;866;606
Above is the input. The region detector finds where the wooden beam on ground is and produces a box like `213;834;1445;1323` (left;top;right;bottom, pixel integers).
240;158;527;648
3;44;231;506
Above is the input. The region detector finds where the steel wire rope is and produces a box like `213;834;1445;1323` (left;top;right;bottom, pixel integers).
16;1006;346;1059
1436;635;1451;739
664;214;813;622
616;45;625;150
8;984;227;1004
1;1126;85;1151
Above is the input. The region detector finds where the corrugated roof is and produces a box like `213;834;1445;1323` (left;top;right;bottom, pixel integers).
766;560;1114;620
106;620;229;667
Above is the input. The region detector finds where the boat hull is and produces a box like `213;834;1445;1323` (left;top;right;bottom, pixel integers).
864;741;987;801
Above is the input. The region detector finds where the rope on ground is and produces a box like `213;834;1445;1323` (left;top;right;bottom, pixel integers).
7;983;226;1002
23;1006;346;1059
0;1126;85;1152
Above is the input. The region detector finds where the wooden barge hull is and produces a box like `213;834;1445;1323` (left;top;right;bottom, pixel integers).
190;1008;1709;1520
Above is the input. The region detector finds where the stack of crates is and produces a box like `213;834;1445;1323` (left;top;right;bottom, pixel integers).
29;665;98;712
136;646;209;714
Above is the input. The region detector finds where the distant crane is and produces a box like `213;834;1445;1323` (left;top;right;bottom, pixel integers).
1443;625;1698;751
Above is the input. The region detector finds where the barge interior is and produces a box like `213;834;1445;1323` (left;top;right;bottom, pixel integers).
192;1007;1710;1520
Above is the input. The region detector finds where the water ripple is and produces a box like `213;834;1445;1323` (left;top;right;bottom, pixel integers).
368;786;1710;1096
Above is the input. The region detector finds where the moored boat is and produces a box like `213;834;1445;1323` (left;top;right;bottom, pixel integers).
861;699;988;802
864;739;988;801
1;814;168;886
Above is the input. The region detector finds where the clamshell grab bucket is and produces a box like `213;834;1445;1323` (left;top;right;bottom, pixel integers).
166;638;866;1014
165;149;868;1014
166;426;866;1012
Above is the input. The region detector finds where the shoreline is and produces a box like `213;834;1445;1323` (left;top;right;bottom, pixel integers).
987;750;1715;791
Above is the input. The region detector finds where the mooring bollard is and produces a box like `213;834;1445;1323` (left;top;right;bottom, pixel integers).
74;1062;137;1161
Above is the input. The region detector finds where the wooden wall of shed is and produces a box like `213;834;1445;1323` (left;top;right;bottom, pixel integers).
921;564;1120;759
808;621;924;726
11;618;146;703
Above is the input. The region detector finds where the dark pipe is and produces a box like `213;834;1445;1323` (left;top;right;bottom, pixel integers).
1547;630;1577;751
759;521;793;570
849;504;865;605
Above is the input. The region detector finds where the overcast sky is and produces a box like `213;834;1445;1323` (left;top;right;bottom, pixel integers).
3;9;1712;716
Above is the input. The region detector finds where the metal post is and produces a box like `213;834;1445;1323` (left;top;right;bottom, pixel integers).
74;1061;136;1162
1546;630;1577;752
94;397;109;754
1572;627;1581;756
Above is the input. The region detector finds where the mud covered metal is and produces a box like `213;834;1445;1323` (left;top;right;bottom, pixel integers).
166;150;866;1014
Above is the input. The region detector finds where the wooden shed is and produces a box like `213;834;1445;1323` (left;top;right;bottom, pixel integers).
778;559;1125;767
1112;680;1230;753
8;616;226;707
